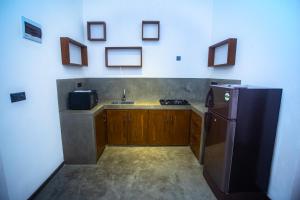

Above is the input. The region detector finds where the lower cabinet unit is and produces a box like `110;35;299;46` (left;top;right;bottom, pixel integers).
190;111;203;159
106;109;191;146
107;110;128;145
169;110;191;145
61;108;201;164
94;110;106;160
148;110;190;145
148;110;169;145
127;110;149;145
60;109;107;164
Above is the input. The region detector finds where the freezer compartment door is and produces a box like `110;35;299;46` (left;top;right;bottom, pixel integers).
204;112;236;193
207;87;239;120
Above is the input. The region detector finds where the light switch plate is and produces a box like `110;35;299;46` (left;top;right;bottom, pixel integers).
77;82;82;88
10;92;26;103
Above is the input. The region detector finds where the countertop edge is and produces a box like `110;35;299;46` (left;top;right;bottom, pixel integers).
60;102;207;117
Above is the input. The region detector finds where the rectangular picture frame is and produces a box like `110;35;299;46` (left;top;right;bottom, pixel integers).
105;47;143;67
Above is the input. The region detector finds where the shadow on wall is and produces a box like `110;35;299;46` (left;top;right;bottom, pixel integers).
0;154;9;200
291;159;300;200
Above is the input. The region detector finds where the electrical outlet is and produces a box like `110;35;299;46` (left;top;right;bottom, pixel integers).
10;92;26;103
77;82;82;88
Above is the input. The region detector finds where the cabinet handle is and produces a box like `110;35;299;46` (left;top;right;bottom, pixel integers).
128;114;131;122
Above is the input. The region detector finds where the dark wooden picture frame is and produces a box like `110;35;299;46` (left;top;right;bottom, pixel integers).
208;38;237;67
105;47;143;67
87;21;106;41
142;21;160;41
60;37;88;66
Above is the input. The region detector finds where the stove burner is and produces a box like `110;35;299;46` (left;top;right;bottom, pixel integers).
159;99;190;105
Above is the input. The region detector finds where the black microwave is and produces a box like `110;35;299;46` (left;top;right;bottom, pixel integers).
68;90;98;110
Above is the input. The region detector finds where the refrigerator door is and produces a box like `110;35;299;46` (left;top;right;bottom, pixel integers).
204;112;236;193
207;86;239;120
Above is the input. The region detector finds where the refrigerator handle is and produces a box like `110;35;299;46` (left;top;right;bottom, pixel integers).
204;112;212;132
205;88;214;108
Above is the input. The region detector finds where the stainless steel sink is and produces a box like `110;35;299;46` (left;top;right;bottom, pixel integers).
111;100;134;105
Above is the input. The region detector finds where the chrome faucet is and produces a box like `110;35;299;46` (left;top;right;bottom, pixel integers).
122;89;126;101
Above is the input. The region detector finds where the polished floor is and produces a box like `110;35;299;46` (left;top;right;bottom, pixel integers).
34;147;216;200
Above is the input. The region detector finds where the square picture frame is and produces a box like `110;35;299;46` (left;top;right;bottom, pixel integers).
87;21;107;41
142;21;160;41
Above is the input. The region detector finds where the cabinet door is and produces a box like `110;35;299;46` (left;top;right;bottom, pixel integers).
95;110;106;160
190;111;202;159
107;110;128;145
148;110;169;145
169;110;191;145
127;110;149;145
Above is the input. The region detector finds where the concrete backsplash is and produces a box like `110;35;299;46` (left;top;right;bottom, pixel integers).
87;78;208;102
56;78;241;111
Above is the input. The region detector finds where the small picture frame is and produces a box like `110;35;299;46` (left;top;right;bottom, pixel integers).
142;21;160;41
87;21;106;41
22;16;42;43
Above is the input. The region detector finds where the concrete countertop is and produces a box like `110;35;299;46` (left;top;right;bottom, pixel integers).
60;100;207;116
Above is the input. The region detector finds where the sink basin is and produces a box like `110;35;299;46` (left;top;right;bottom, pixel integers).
111;100;134;105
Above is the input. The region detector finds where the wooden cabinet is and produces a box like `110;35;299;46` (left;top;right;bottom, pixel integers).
148;110;169;145
169;110;191;145
127;110;149;145
94;110;106;159
190;111;203;159
148;110;190;145
107;109;191;146
107;110;149;145
107;110;128;145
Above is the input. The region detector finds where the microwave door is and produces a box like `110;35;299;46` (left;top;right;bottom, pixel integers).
204;112;236;193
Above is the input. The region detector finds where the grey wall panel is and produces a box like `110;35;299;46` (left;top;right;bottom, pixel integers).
56;78;241;111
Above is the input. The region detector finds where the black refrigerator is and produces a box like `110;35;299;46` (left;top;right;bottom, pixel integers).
203;84;282;200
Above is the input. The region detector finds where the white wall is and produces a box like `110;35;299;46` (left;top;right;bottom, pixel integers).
1;1;299;199
0;0;86;199
82;0;213;78
0;154;9;200
209;1;300;199
0;1;213;199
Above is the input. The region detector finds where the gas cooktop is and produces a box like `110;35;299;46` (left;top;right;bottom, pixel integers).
159;99;190;105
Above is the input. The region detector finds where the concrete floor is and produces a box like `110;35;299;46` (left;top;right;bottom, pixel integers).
34;147;216;200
